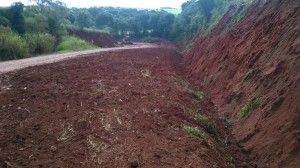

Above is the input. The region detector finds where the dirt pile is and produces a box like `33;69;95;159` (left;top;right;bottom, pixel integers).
185;0;300;167
68;29;117;48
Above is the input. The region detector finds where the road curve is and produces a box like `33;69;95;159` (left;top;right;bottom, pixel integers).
0;43;158;74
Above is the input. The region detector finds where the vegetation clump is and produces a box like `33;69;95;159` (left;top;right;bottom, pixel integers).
183;125;206;139
195;91;206;99
56;36;95;51
239;97;260;118
0;26;29;61
195;113;222;143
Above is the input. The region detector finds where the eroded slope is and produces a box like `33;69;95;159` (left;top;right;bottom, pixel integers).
185;0;300;167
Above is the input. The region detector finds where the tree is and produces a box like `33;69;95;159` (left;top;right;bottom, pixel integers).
95;12;114;28
9;2;25;34
0;16;11;27
136;11;150;35
31;0;68;37
25;13;48;33
76;11;93;30
155;12;175;38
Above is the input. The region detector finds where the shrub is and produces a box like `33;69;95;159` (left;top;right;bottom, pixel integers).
239;97;260;118
24;33;56;54
56;36;95;51
0;26;29;61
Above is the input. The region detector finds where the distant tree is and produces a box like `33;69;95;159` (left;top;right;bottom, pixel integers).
0;16;11;27
25;13;48;33
88;7;101;17
9;2;25;34
155;12;175;38
32;0;68;37
95;12;114;28
113;18;128;35
136;11;150;35
148;13;159;31
76;11;93;30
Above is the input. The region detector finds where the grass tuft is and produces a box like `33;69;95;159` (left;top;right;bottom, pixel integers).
239;97;260;118
195;114;222;143
183;125;206;139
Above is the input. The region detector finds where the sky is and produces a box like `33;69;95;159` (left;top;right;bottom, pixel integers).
0;0;188;9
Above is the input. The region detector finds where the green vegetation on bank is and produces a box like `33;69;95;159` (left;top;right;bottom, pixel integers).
183;125;206;139
239;97;260;118
56;36;95;52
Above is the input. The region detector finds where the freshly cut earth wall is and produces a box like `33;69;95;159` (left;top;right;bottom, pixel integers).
184;0;300;167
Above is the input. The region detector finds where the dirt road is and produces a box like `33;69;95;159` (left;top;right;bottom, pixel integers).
0;43;157;74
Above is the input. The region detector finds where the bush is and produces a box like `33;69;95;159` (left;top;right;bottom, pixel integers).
0;26;29;61
56;36;95;51
24;33;56;54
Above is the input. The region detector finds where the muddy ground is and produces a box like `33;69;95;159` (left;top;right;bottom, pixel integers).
0;47;249;167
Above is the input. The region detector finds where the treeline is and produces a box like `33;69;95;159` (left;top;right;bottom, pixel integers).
173;0;253;41
0;0;95;61
67;7;175;39
0;0;252;61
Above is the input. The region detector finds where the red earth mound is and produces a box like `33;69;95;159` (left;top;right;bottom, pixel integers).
68;29;117;48
0;47;251;167
185;0;300;167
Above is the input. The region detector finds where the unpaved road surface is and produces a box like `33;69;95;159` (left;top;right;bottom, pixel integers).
0;43;157;74
0;45;245;167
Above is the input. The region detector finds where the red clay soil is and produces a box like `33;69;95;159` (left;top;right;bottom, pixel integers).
68;29;117;48
185;0;300;167
0;47;251;167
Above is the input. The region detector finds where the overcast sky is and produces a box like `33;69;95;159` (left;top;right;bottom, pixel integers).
0;0;188;9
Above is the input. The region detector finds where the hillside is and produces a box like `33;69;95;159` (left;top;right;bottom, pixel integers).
184;0;300;167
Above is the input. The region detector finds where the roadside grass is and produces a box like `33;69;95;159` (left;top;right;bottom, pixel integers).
239;97;260;118
57;36;96;52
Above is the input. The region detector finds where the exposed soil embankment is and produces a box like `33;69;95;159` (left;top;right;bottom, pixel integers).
68;29;117;47
185;0;300;167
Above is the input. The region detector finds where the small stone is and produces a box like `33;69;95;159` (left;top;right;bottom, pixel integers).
50;146;57;152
